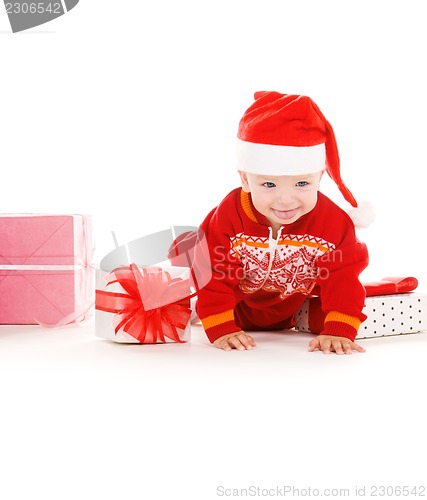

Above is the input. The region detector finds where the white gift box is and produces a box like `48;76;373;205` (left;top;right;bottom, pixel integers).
358;293;427;339
295;293;427;339
95;264;191;344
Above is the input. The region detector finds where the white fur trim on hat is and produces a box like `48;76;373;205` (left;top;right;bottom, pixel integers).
236;138;326;176
347;201;376;229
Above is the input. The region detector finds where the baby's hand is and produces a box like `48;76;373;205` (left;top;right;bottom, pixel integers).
213;331;256;352
308;335;366;355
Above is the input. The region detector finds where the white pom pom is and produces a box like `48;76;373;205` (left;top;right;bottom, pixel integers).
347;201;375;229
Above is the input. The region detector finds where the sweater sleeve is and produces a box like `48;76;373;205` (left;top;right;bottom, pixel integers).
316;238;369;341
195;206;244;343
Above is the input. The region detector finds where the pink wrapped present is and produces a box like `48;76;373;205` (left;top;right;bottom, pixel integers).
0;214;93;325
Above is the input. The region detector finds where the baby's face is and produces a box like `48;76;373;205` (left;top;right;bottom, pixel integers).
240;171;323;230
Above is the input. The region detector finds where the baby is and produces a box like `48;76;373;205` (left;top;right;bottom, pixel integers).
175;91;369;354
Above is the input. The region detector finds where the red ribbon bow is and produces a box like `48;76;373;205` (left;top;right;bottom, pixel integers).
364;276;418;296
95;264;191;343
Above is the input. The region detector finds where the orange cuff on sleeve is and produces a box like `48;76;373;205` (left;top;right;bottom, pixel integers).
324;311;362;331
322;311;362;342
201;309;235;330
200;309;243;343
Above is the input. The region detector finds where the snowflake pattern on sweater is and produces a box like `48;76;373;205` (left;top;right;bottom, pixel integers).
230;233;336;298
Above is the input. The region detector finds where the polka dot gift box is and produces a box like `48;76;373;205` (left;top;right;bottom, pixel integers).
295;277;427;339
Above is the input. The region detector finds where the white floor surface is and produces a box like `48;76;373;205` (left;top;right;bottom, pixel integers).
1;322;426;500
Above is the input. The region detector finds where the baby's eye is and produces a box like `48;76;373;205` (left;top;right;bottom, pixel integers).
296;181;309;187
263;182;276;188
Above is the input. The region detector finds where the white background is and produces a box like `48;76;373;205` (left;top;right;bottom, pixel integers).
2;0;427;286
1;2;427;499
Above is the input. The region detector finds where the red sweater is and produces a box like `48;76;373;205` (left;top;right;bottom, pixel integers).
195;188;368;343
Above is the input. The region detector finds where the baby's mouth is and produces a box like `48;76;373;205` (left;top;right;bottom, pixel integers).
272;208;299;220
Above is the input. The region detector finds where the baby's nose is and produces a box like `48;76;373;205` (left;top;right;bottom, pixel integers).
276;190;293;204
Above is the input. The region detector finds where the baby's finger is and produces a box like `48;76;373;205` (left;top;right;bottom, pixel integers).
227;336;246;351
320;338;332;354
220;341;233;352
236;333;256;350
351;342;366;353
332;340;346;355
213;338;232;351
342;343;354;355
308;338;320;352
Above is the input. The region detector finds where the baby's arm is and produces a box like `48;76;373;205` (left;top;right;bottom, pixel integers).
213;331;256;351
308;335;365;355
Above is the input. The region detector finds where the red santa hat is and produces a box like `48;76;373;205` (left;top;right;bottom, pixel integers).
237;91;358;208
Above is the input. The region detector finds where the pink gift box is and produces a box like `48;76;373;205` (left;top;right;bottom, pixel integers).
0;214;93;325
